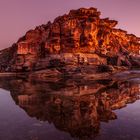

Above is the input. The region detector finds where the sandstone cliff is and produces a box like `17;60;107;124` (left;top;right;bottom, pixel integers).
0;7;140;76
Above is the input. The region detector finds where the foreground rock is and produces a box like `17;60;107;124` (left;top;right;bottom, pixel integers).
0;7;140;80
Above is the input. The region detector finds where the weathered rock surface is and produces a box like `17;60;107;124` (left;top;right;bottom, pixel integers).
0;7;140;78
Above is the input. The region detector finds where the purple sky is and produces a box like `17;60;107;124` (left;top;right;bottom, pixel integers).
0;0;140;49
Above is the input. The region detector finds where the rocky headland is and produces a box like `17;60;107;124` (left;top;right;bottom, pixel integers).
0;7;140;80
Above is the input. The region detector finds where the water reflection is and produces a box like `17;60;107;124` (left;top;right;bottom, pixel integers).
0;77;140;139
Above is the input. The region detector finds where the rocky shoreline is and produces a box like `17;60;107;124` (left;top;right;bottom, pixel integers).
1;68;139;84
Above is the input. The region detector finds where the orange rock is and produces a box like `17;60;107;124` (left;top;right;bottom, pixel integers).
0;7;140;72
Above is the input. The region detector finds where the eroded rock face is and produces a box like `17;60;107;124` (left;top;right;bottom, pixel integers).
0;7;140;72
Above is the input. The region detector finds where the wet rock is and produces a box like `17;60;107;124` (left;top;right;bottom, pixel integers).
97;65;114;73
29;69;62;82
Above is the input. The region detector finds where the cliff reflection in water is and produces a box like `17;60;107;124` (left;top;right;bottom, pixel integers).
0;77;140;139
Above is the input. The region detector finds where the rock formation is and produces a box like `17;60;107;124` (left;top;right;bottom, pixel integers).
0;7;140;77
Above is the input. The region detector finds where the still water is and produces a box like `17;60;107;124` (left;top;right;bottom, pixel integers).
0;76;140;140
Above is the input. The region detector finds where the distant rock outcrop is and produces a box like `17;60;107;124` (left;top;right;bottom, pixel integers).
0;7;140;77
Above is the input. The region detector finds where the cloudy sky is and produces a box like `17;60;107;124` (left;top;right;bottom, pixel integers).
0;0;140;49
